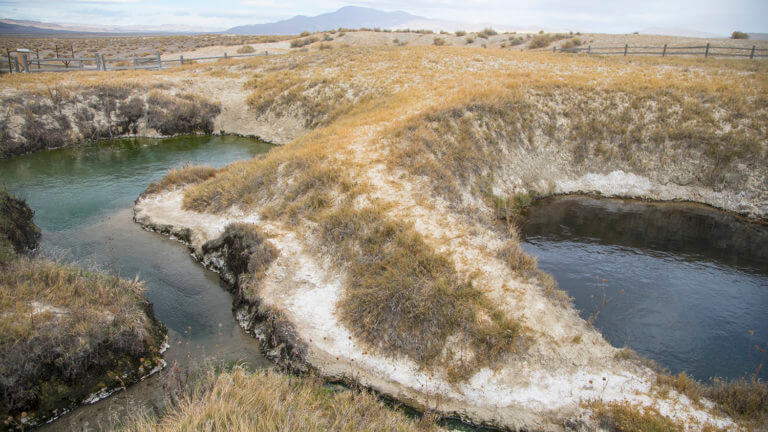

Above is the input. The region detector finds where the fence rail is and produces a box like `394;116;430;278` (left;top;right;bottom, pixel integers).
551;43;768;59
1;50;273;74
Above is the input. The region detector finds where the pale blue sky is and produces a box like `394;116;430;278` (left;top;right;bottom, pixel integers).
1;0;766;35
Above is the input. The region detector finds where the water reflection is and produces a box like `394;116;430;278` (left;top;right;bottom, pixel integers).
521;196;768;381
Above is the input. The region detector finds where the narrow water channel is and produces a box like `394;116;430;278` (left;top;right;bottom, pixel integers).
520;196;768;382
0;136;274;430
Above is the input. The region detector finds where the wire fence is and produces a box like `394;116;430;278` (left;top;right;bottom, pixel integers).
551;43;768;59
1;50;274;74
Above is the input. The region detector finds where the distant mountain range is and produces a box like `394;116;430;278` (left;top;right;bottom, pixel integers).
2;8;756;39
226;6;421;35
0;19;210;36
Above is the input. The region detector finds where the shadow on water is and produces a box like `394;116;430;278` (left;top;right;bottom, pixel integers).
0;136;274;431
520;196;768;382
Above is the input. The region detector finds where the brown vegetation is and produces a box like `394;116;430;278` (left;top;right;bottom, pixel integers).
0;189;40;263
120;364;440;432
0;258;166;427
142;164;217;198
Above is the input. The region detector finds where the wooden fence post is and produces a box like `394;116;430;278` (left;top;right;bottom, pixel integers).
705;42;710;57
13;56;20;73
180;55;184;65
223;52;228;59
156;53;162;69
21;53;29;73
265;50;269;56
5;49;11;74
750;45;756;59
553;46;557;53
662;44;667;57
624;43;628;56
35;49;40;70
95;53;101;71
587;45;591;54
102;54;108;70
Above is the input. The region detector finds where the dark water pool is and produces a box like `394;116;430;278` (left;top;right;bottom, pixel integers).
0;136;274;429
520;196;768;382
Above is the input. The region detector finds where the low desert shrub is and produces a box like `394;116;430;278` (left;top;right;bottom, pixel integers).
290;36;319;48
117;97;145;134
433;37;446;46
146;93;221;135
528;33;569;49
561;38;583;50
236;45;256;54
731;31;749;39
455;30;467;37
20;108;70;154
478;28;497;39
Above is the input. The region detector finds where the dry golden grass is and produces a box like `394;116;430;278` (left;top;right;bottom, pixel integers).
586;400;727;432
11;47;765;427
656;373;768;427
173;47;766;385
142;164;217;197
120;364;441;432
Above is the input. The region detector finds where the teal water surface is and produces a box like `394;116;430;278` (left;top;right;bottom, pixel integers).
0;135;274;430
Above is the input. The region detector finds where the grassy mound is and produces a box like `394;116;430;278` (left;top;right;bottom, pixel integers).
0;258;166;428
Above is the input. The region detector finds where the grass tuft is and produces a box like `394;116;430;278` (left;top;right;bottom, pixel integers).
120;364;440;432
142;164;218;197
